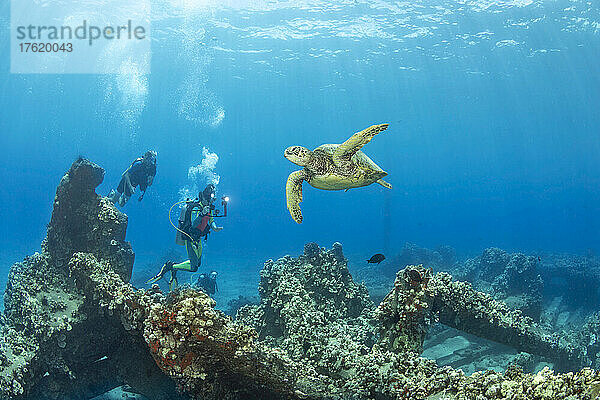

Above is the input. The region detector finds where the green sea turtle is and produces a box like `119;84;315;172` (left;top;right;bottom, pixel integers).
284;123;392;224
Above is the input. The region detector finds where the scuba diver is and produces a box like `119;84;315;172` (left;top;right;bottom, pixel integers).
195;271;218;295
109;150;157;206
147;184;228;291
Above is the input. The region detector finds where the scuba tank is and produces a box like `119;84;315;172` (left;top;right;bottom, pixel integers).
176;200;197;245
175;199;212;245
175;204;190;245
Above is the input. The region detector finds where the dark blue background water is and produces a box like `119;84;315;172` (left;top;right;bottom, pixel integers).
0;0;599;285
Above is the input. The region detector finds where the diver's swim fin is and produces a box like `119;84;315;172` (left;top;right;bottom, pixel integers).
146;261;174;285
168;271;178;292
108;189;119;204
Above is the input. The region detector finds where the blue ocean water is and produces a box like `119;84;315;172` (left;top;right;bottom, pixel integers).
0;0;599;294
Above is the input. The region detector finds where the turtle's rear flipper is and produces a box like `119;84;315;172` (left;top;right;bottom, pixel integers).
333;123;389;166
286;170;306;224
377;179;392;189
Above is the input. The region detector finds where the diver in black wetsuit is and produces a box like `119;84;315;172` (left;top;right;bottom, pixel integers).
109;150;157;206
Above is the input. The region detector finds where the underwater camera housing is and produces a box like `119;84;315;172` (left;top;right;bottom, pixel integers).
214;196;229;217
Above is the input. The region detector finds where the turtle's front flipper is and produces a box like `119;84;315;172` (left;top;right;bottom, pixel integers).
333;123;389;166
377;179;392;189
286;170;306;224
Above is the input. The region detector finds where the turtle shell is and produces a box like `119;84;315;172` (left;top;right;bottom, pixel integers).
307;144;387;190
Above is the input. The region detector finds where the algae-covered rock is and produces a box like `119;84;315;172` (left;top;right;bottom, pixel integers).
0;158;158;400
238;243;374;345
44;157;134;282
375;265;435;354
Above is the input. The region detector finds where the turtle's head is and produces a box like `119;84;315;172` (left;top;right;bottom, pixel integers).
284;146;311;166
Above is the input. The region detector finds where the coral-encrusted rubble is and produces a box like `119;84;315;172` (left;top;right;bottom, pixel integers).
0;159;175;400
2;158;600;400
238;242;373;339
44;157;134;282
563;311;600;371
375;266;436;354
456;248;544;320
539;253;600;309
69;252;315;400
236;243;463;399
444;364;600;399
238;246;600;399
376;265;585;371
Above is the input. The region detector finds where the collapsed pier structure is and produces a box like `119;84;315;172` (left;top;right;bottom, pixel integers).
1;158;599;400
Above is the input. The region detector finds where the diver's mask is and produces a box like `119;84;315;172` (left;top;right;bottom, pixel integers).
201;184;216;204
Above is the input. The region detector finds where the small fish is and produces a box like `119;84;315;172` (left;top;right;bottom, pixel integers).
367;254;385;264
